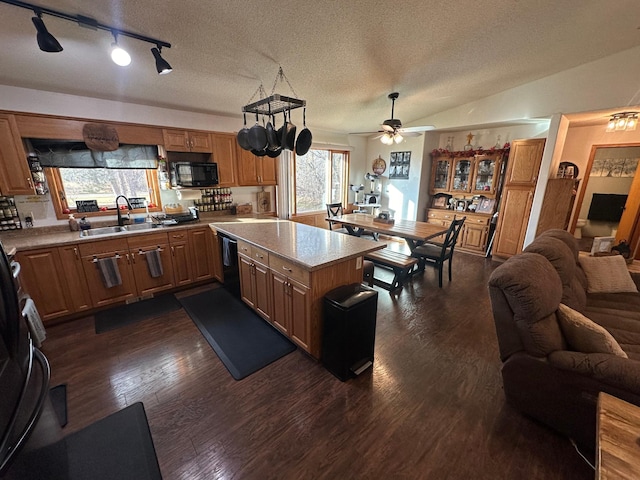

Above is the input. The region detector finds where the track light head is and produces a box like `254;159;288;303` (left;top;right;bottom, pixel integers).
151;46;172;75
110;33;131;66
31;14;63;52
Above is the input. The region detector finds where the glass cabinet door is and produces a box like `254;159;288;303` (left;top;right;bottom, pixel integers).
431;157;452;192
451;157;473;192
471;154;500;195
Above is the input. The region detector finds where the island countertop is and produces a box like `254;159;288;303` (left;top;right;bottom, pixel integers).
210;219;384;271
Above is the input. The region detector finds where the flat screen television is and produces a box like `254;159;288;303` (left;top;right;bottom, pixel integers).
587;193;628;222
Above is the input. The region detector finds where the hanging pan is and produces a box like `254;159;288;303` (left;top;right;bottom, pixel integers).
277;111;287;149
284;108;297;151
266;106;279;150
248;112;268;151
237;112;251;150
266;145;282;158
295;108;312;156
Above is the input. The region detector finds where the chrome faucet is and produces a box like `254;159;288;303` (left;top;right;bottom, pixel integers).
115;195;132;226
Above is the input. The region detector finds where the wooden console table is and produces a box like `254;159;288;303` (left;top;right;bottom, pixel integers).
597;392;640;479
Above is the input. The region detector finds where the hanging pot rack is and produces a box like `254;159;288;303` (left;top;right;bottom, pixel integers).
242;66;306;115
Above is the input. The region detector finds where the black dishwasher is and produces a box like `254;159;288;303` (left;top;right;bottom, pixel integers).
219;233;240;298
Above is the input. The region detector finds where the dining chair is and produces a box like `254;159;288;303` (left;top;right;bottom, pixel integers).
326;203;349;234
411;216;466;287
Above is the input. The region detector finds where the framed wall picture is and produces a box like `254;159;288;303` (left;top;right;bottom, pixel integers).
475;197;496;214
390;151;411;179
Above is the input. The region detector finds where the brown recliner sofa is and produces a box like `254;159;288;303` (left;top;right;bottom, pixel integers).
488;229;640;450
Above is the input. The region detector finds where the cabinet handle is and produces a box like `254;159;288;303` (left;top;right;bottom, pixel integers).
27;177;34;189
171;246;175;256
256;254;264;260
74;247;79;260
282;266;292;272
258;175;262;183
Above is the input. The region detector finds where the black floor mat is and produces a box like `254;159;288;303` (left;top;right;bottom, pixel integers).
94;294;182;334
178;288;296;380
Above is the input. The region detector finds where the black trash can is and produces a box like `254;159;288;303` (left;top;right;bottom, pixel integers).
322;283;378;381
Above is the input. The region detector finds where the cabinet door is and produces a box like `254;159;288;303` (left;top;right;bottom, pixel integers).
57;245;92;313
471;154;501;195
236;147;259;185
504;139;546;187
460;224;488;252
189;131;213;153
289;278;310;351
210;230;224;282
259;156;278;185
189;228;214;282
16;248;74;322
430;157;452;193
130;244;175;296
163;129;190;152
0;114;34;195
168;231;192;286
211;133;238;187
81;252;137;307
239;254;256;308
493;186;534;258
253;262;272;321
271;272;290;334
451;157;474;193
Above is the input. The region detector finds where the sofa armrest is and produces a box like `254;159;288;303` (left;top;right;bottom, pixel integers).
631;272;640;291
549;350;640;393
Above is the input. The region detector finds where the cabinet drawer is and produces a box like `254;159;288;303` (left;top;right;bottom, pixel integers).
168;230;188;243
237;240;252;256
269;256;309;286
465;215;491;227
427;210;455;222
127;232;169;248
250;245;269;266
78;238;130;256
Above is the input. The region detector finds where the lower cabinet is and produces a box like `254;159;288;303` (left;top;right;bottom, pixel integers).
238;246;272;321
425;209;491;254
168;231;191;286
189;228;215;282
16;245;90;322
271;272;310;351
127;232;175;296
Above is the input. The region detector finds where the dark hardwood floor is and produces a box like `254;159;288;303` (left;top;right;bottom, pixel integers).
42;252;594;480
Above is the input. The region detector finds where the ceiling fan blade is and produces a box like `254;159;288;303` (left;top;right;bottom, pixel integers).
349;131;382;136
380;124;394;132
399;125;436;133
399;132;422;137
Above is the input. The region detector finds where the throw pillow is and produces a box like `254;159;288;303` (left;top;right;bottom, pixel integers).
556;303;628;358
578;254;638;294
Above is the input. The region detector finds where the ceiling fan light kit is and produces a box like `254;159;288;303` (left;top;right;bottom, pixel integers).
1;0;172;74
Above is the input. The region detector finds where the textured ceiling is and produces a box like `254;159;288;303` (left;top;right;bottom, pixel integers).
0;0;639;134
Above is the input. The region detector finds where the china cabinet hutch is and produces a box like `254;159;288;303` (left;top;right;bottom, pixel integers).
427;149;507;255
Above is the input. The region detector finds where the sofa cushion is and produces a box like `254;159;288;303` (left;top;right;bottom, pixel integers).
556;303;627;358
524;236;587;311
539;229;580;262
578;254;638;294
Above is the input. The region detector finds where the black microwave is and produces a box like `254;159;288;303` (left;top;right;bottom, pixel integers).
170;162;219;188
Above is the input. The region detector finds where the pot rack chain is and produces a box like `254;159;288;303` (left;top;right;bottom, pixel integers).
242;66;305;115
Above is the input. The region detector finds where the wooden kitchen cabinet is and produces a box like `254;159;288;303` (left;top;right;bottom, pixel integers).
127;232;175;296
535;178;577;235
270;255;311;351
450;157;474;193
211;133;238;187
430;156;453;193
210;228;224;282
16;247;76;322
238;243;272;321
163;129;213;153
0;114;34;195
236;147;278;186
168;230;192;286
471;153;502;196
189;227;215;282
57;244;92;314
79;239;138;308
425;209;491;254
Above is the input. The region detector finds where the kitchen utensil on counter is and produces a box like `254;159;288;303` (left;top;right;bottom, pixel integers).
295;107;312;156
237;112;251;150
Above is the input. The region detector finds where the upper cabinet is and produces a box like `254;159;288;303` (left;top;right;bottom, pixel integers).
236;147;278;186
0;114;35;195
163;129;213;153
211;133;238;187
429;150;506;199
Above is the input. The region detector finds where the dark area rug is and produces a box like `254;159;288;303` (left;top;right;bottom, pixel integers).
178;288;296;380
49;384;68;428
95;294;182;334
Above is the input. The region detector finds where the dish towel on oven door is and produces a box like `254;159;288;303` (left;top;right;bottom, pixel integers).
97;257;122;288
145;249;164;278
22;296;46;347
222;237;233;267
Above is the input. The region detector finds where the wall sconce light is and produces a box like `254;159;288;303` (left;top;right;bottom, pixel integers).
1;0;172;74
606;112;638;132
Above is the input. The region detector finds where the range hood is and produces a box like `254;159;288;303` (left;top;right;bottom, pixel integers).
27;139;159;169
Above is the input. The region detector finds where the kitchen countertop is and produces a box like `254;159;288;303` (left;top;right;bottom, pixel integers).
210;218;384;271
0;213;267;253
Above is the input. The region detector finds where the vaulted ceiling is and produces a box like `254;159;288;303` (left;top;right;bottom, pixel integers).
0;0;639;134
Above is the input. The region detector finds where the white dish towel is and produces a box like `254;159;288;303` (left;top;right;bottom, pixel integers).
22;297;46;347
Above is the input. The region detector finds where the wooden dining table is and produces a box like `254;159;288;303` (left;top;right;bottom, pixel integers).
327;213;448;252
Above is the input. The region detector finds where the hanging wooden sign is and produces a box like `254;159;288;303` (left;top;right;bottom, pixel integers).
82;123;119;151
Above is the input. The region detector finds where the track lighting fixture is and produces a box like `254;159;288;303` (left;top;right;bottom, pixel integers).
151;46;172;75
606;112;638;132
1;0;172;74
31;12;62;52
110;33;131;67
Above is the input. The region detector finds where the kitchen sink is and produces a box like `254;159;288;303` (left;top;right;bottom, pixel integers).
79;222;163;238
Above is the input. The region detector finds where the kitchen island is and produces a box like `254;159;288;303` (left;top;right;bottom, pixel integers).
210;219;384;358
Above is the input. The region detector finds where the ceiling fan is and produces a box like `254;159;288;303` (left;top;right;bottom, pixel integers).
352;92;435;144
